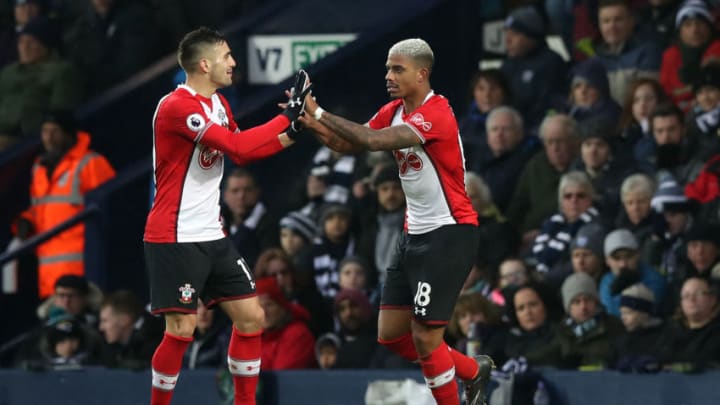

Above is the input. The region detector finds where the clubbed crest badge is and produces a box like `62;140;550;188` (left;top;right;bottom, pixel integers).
178;283;196;304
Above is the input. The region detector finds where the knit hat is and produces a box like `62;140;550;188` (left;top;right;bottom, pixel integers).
319;203;352;225
504;6;546;41
46;316;84;347
604;229;639;256
43;110;78;137
373;165;401;188
54;274;89;295
685;223;720;245
694;64;720;92
675;0;713;28
255;277;291;312
651;171;692;213
279;211;317;242
620;283;655;314
572;58;611;97
314;332;341;358
333;288;373;323
561;272;599;312
570;222;606;258
19;16;57;49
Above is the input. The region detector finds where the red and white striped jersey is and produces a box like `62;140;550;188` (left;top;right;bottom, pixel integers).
144;84;289;243
368;91;478;234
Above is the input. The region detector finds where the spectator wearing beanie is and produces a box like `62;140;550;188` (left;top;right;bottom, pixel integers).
647;171;694;287
279;210;318;273
556;272;625;369
659;0;720;111
569;222;607;283
567;58;622;125
332;288;378;368
500;6;568;130
600;229;667;317
315;332;341;369
256;277;316;370
611;284;665;373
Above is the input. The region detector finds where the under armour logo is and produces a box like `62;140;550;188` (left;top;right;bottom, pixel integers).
414;307;427;316
250;281;256;289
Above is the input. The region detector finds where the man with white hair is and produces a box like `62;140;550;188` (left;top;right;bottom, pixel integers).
471;106;539;212
300;38;493;405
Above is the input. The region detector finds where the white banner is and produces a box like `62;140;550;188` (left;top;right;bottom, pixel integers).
247;34;357;84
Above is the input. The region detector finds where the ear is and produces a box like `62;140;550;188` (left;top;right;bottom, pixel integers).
199;58;211;74
417;67;429;83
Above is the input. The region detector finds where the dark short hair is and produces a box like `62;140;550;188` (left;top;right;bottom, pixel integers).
54;274;89;295
470;69;512;104
177;27;226;73
650;102;684;133
598;0;631;11
101;290;144;320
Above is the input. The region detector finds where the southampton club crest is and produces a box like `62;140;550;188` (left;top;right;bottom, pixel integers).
178;283;196;304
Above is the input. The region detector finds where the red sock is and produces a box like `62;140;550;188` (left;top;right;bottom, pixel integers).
150;332;192;405
227;328;262;405
419;343;460;405
448;344;480;381
379;334;479;380
378;332;418;362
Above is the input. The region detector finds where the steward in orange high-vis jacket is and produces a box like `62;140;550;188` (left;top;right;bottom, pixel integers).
14;111;115;298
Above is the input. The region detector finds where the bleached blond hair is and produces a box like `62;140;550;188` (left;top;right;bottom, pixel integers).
388;38;434;72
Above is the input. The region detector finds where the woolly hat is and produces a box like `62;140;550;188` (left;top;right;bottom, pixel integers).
651;171;692;213
504;6;546;41
570;222;606;258
685;223;720;244
314;332;341;358
255;277;291;312
572;58;611;97
561;272;599;313
19;16;57;49
694;64;720;92
46;316;84;347
279;211;317;242
319;203;352;225
620;283;655;314
675;0;713;28
43;110;78;137
604;229;639;256
333;288;373;323
578;116;615;144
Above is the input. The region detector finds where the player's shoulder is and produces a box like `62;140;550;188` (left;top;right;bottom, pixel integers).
423;93;451;111
377;98;404;115
159;87;202;114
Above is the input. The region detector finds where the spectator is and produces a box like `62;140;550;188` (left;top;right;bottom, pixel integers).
618;78;667;166
532;171;599;279
556;273;625;369
98;290;163;369
256;277;315;370
63;0;159;95
659;0;720;111
494;258;530;304
315;332;341;369
221;168;279;268
447;292;502;355
507;114;580;249
1;0;47;67
15;315;99;370
332;289;378;368
459;69;511;170
660;277;720;370
253;248;332;337
307;145;367;206
612;284;665;372
494;282;563;368
599;229;667;317
12;111;115;298
614;173;663;261
654;104;706;182
500;6;568;129
305;204;356;300
337;255;379;306
687;64;720;157
570;223;608;283
37;274;101;328
356;165;405;286
278;210;317;276
567;58;622;125
182;300;231;369
594;0;663;104
573;117;635;223
470;106;539;212
0;17;83;149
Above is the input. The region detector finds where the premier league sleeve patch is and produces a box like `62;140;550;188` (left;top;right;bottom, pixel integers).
186;113;206;132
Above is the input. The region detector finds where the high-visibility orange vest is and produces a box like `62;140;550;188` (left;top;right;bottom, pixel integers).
19;132;115;298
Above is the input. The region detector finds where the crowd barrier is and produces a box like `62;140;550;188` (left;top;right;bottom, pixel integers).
1;368;719;405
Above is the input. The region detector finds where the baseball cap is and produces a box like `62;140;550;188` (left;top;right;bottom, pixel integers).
604;229;638;256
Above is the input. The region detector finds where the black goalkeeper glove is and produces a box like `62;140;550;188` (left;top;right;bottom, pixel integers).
282;70;312;122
